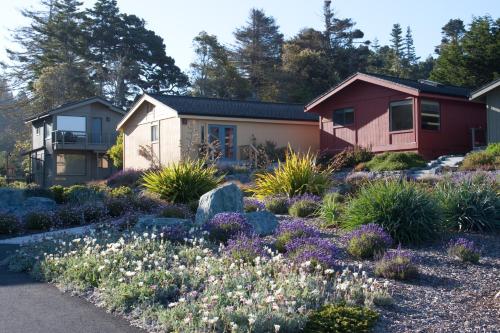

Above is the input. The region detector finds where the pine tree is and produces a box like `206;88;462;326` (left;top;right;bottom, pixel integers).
390;23;404;56
404;27;418;65
233;8;284;100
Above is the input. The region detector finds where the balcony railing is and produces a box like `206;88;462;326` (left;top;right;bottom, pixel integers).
52;130;117;149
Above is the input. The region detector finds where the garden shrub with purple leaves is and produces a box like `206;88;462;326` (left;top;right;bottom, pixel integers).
374;246;418;280
158;223;190;243
345;224;393;260
105;196;131;218
106;169;143;188
436;172;500;232
447;238;481;264
82;203;108;223
243;197;265;212
224;233;269;263
264;195;289;214
24;211;54;231
275;219;321;252
0;213;21;235
285;237;338;268
205;212;252;243
56;205;85;227
288;194;321;218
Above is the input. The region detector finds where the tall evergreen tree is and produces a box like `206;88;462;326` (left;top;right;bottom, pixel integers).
404;26;419;65
390;23;404;56
233;8;284;101
190;31;250;99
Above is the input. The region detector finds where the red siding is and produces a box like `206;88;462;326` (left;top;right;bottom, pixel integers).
310;80;486;159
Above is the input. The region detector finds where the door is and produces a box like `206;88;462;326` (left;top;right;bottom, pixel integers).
91;117;102;144
208;125;237;160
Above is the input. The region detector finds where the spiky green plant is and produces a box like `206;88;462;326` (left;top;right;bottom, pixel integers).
142;159;223;203
251;148;331;198
343;179;442;244
318;193;344;226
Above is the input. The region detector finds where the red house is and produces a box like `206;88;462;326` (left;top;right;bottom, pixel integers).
305;73;486;159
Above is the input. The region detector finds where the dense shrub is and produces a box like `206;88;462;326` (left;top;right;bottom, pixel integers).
288;199;319;218
49;185;66;204
264;196;289;214
374;247;418;280
327;146;374;171
105;197;130;217
318;193;344;226
82;203;108;223
436;173;499;232
460;143;500;171
447;238;481;264
251;149;331;198
345;224;393;260
129;193;163;213
205;212;252;243
343;180;442;244
64;185;104;204
106;169;143;188
142;159;223;203
24;186;53;199
275;219;320;253
107;186;133;198
24;211;54;231
0;213;20;234
304;303;379;333
224;234;268;263
55;205;84;227
285;237;338;268
158;205;190;219
365;152;427;171
243;197;265;212
485;142;500;155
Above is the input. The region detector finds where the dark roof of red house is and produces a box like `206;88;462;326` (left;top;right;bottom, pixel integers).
305;72;473;111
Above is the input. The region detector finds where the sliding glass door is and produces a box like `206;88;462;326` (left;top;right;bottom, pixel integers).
208;125;237;160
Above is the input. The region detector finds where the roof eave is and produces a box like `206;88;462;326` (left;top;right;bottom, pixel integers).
470;79;500;101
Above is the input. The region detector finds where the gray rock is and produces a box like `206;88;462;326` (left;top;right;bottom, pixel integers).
23;196;57;212
245;211;278;236
195;183;243;225
0;188;25;214
136;215;191;230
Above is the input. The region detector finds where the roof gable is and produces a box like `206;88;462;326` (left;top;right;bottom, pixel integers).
25;96;125;123
305;72;471;111
470;78;500;101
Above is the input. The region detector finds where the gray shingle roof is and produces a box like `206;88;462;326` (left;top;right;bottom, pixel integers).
362;73;471;98
149;94;318;121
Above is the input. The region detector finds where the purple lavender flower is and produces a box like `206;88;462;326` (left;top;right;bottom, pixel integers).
344;224;393;259
159;223;190;243
244;197;265;212
205;212;252;243
275;219;321;252
374;245;418;280
288;193;322;206
447;237;481;263
225;233;268;263
285;237;338;268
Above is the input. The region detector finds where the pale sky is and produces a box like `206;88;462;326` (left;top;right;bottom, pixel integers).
0;0;499;73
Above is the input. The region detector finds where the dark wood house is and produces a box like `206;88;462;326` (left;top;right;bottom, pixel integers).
305;73;487;159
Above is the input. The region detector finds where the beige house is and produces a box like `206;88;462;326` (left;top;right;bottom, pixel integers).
470;78;500;143
25;97;126;187
117;94;319;169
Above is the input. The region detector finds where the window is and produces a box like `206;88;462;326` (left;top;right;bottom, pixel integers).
390;100;413;131
200;125;205;143
333;108;354;126
151;124;159;142
35;126;40;135
56;154;86;175
97;156;109;169
57;116;86;132
421;100;440;131
208;125;237;160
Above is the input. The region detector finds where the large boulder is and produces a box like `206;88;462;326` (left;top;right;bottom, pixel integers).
24;196;57;212
245;211;278;236
195;183;243;225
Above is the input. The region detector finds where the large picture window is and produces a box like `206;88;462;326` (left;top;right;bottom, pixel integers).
390;100;413;131
56;154;86;176
421;100;440;131
57;116;86;132
333;108;354;126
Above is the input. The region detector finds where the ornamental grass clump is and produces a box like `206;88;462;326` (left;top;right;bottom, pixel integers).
244;197;265;212
224;233;268;263
205;212;252;243
251;148;331;198
142;159;223;203
365;152;427;171
275;219;321;252
345;224;393;260
436;172;499;232
374;246;418;280
264;196;289;214
447;238;481;264
318;193;344;227
343;179;442;244
285;237;338;268
288;194;321;218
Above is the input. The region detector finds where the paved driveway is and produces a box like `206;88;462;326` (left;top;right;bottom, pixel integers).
0;245;144;333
